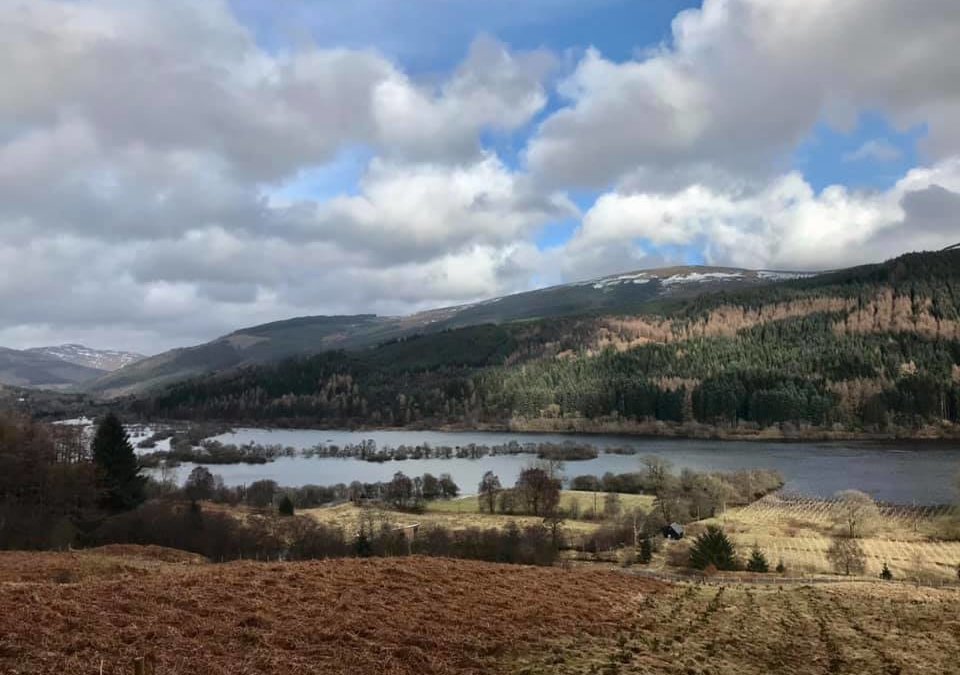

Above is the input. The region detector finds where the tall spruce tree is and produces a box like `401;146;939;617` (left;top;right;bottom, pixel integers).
92;413;145;511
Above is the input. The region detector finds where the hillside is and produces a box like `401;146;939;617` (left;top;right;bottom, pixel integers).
133;249;960;438
1;549;958;675
0;346;106;389
87;265;803;397
27;344;144;371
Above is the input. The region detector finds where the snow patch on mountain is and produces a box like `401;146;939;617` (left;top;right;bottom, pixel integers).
660;271;744;286
28;344;145;372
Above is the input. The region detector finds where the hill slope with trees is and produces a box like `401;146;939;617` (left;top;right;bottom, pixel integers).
132;249;960;438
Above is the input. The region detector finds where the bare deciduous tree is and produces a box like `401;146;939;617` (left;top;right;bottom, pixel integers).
833;490;880;538
826;536;867;576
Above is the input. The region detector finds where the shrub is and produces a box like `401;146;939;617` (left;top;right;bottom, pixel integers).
689;526;739;571
639;537;653;564
775;558;786;574
880;562;893;580
278;494;295;517
746;546;769;573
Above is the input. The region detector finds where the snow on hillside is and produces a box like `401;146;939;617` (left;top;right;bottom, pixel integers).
660;271;744;286
28;344;145;372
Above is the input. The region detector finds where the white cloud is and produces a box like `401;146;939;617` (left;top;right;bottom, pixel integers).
527;0;960;188
0;1;557;352
2;0;960;355
843;139;903;163
563;157;960;274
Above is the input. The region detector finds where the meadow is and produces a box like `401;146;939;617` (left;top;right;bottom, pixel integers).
698;493;960;581
303;491;656;538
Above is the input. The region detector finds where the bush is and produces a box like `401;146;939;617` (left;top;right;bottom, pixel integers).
689;526;739;571
278;494;295;517
639;537;653;564
775;558;786;574
880;562;893;580
746;546;769;573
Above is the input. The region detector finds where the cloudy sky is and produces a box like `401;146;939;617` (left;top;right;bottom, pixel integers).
3;0;960;354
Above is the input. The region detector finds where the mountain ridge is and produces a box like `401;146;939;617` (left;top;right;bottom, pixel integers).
132;248;960;439
0;347;107;389
86;263;816;397
27;344;145;372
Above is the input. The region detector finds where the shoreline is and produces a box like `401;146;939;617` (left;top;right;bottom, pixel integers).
134;416;960;446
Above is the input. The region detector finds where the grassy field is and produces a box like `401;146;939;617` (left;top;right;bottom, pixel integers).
304;491;656;538
2;547;958;674
514;581;960;674
699;494;960;581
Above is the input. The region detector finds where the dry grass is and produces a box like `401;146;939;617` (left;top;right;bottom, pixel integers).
304;491;655;538
0;546;205;584
4;547;959;675
0;548;662;675
514;581;960;674
701;494;960;580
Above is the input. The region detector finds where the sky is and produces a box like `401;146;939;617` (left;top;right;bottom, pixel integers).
2;0;960;355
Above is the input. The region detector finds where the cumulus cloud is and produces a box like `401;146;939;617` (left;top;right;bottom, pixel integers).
561;157;960;274
0;0;556;352
3;0;960;354
527;0;960;188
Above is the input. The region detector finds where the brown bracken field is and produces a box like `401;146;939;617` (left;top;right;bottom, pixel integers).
1;546;959;675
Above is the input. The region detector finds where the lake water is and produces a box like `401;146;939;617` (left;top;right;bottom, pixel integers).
153;428;960;505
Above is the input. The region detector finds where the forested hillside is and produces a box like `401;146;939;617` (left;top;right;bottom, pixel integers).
132;249;960;438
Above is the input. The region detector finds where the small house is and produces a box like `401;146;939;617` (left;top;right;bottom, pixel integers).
662;523;684;540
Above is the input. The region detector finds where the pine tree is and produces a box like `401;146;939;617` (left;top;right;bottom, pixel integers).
278;494;295;517
639;537;653;564
354;526;373;558
92;413;145;511
880;562;893;580
746;546;769;573
689;526;739;571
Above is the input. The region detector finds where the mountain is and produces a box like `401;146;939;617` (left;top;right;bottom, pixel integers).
132;248;960;438
85;265;810;397
0;347;107;389
27;344;144;372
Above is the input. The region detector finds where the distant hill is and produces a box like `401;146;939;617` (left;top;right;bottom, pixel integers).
86;265;810;397
0;347;106;389
133;248;960;438
27;344;144;372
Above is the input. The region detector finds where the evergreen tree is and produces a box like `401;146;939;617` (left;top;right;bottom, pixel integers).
746;546;769;573
354;526;372;557
278;494;295;517
639;537;653;564
689;526;739;571
880;562;893;580
92;413;145;511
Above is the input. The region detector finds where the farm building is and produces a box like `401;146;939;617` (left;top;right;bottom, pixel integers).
662;523;684;540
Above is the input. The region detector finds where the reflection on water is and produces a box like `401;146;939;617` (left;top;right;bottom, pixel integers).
153;428;960;504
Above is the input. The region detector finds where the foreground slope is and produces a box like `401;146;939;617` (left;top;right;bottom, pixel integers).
0;550;660;675
87;265;800;397
1;549;958;675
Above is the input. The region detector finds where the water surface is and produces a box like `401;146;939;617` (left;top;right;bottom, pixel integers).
160;428;960;504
